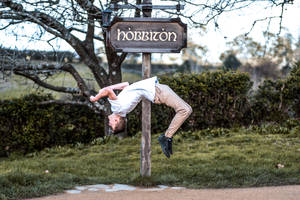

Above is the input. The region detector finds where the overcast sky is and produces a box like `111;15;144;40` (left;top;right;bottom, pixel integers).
199;1;300;63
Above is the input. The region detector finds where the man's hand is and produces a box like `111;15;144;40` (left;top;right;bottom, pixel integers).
90;89;105;102
90;96;97;102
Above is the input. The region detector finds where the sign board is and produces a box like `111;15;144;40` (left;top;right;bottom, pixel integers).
107;17;187;53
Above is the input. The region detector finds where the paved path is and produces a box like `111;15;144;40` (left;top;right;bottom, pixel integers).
28;184;300;200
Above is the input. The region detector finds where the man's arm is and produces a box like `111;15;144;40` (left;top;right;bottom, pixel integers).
90;87;117;102
107;82;129;90
89;82;129;102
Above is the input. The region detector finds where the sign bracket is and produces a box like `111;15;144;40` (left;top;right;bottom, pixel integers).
109;4;185;11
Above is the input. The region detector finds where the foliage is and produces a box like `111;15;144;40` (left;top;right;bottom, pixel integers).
0;94;104;156
2;67;300;154
284;61;300;117
250;79;287;123
222;53;242;71
128;71;253;135
254;59;281;80
250;61;300;123
226;33;296;65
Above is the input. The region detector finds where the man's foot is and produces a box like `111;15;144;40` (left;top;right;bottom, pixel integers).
167;137;173;155
158;134;170;158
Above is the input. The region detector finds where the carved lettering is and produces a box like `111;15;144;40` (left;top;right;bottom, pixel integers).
125;28;134;41
159;32;168;41
168;32;177;42
153;32;159;41
134;31;142;41
116;28;178;42
142;31;149;41
117;29;126;41
149;30;153;41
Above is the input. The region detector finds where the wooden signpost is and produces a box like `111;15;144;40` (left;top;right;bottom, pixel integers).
107;18;187;53
141;0;152;177
106;0;186;177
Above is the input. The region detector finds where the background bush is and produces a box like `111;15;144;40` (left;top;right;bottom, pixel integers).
0;94;103;156
250;61;300;123
1;62;300;155
284;61;300;117
128;71;253;135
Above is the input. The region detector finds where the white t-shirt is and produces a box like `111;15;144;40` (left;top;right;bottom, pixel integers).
108;76;158;117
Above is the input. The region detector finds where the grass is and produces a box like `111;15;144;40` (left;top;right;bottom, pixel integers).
1;128;300;200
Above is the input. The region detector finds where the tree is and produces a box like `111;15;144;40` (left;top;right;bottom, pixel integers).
0;0;295;135
222;53;241;71
225;32;296;66
0;0;129;135
223;35;265;60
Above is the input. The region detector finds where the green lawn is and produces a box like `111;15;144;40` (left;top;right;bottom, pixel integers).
1;128;300;200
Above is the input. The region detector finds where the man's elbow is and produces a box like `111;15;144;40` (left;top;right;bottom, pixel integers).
122;82;129;89
103;87;113;95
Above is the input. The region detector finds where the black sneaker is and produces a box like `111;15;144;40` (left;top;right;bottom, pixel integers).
158;134;170;158
167;137;173;155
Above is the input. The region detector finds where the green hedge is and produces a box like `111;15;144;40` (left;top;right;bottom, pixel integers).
250;61;300;123
1;63;300;155
0;94;103;156
284;61;300;117
127;71;253;135
128;63;300;135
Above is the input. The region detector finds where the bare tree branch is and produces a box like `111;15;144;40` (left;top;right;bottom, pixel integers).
0;59;91;96
162;0;293;34
0;20;23;30
75;0;103;20
69;27;104;41
14;70;81;94
61;63;90;97
245;16;278;37
118;52;128;66
277;0;286;35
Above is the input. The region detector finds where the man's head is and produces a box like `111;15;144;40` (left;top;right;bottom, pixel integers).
108;113;125;134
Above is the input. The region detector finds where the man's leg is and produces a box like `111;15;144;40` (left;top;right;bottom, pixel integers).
155;84;192;137
155;84;192;157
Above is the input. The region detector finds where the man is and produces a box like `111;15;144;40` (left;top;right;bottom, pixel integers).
90;76;192;158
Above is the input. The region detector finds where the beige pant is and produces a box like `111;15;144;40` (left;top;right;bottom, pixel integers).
154;83;192;138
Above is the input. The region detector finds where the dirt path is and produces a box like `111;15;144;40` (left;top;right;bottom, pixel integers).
28;184;300;200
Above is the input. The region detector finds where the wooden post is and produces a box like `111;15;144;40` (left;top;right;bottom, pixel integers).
141;53;151;177
140;0;152;177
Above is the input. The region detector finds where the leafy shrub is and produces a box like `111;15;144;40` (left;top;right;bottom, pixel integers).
283;61;300;117
0;94;104;156
250;61;300;123
127;71;253;135
250;79;287;123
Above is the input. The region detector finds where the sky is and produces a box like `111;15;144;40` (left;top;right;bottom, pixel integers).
1;0;300;64
199;1;300;63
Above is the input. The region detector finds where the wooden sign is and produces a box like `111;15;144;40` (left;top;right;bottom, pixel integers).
107;17;187;53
